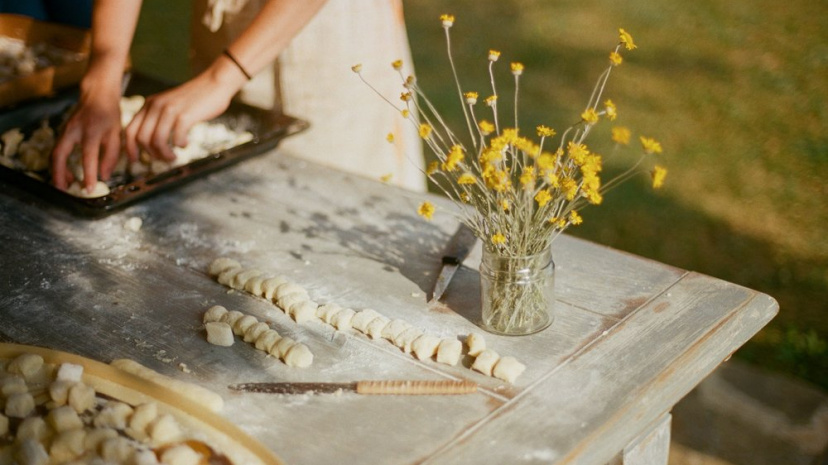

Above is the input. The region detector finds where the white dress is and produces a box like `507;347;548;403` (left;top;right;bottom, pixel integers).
192;0;426;192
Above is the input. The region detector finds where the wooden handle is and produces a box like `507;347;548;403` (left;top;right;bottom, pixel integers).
355;380;477;395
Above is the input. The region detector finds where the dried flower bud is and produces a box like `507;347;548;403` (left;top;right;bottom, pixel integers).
464;91;478;105
351;64;362;73
440;14;455;28
488;50;501;62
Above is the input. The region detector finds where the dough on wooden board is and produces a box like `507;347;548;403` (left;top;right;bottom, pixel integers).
274;283;308;302
471;349;500;377
316;303;341;323
202;305;228;323
283;343;313;368
217;267;244;287
278;293;309;312
208;257;241;277
465;333;486;357
110;359;224;413
205;322;234;347
270;337;296;359
244;275;271;296
436;339;462;366
492;356;527;384
381;319;411;341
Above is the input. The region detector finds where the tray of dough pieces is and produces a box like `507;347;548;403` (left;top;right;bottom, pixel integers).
0;72;308;218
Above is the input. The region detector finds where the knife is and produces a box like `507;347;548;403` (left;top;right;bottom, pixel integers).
229;379;477;395
430;223;478;302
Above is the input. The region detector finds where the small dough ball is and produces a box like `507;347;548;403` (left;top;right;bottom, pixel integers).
244;274;270;296
316;303;341;323
7;354;44;380
126;402;158;440
270;337;296;359
350;309;381;333
331;308;356;331
148;414;182;445
5;392;35;418
394;327;424;353
205;322;234;347
0;413;8;436
2;375;28;396
66;181;110;198
231;268;264;290
466;332;486;357
217;267;244;286
278;293;308;312
202;305;228;323
49;429;87;463
100;436;135;463
134;449;161;465
16;417;50;443
471;349;500;376
208;258;240;277
160;444;202;465
492;356;527;384
123;216;143;232
283;343;314;368
84;427;119;453
254;329;282;352
47;405;83;432
233;314;258;336
261;276;289;300
243;321;270;343
15;439;49;465
411;335;441;361
274;283;308;303
67;382;96;413
436;339;463;366
289;300;318;324
219;310;244;327
56;363;84;383
93;401;134;430
49;380;73;406
381;319;411;341
365;317;390;339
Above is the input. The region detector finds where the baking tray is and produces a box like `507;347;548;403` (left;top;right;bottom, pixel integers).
0;72;308;218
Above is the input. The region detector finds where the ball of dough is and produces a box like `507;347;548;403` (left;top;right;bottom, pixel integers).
243;321;270;343
84;427;119;453
5;392;35;418
15;438;49;465
68;382;95;413
217;267;244;287
492;356;527;384
331;308;356;331
289;300;318;324
261;276;290;300
233;315;258;336
16;417;49;443
202;305;228;323
148;414;182;445
160;444;202;465
244;275;271;296
123;216;143;232
205;322;234;347
48;380;73;406
56;363;84;383
465;332;486;357
365;317;390;339
127;402;158;440
283;343;314;368
66;180;110;198
381;319;411;341
93;401;134;430
350;309;381;333
393;327;424;353
2;375;28;396
411;334;441;361
278;293;308;312
436;339;463;366
219;310;244;327
49;429;87;463
471;349;500;377
270;337;296;359
231;268;263;290
316;303;341;323
274;282;308;303
7;353;44;380
47;405;83;432
254;329;282;352
208;257;240;277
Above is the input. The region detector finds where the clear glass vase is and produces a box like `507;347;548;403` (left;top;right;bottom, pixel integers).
479;247;555;336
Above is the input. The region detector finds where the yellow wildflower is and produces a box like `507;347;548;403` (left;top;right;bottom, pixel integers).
604;100;617;121
581;108;599;125
611;126;631;145
619;28;637;50
567;142;590;165
548;217;567;229
515;137;539;157
464;91;479;105
460;192;470;203
570;210;583;225
488;50;501;62
479;120;495;135
417;201;435;220
457;172;476;185
519;166;536;189
536;152;557;172
485;95;498;106
400;92;412;102
401;109;410;119
426;161;440;175
491;233;507;246
479;147;502;165
483;166;510;192
386;133;395;143
440;14;455;28
546;171;560;188
651;165;668;189
380;173;392;183
640;136;663;154
501;128;520;144
351;63;362;73
585;189;603;205
392;60;403;70
510;62;524;76
500;199;510;211
443;145;465;171
419;123;432;139
534;189;552;207
536;125;556;138
609;51;623;66
562;178;579;200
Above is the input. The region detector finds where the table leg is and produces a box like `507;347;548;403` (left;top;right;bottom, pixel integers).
608;413;672;465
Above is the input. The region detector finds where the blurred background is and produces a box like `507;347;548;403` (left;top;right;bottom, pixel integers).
131;1;827;463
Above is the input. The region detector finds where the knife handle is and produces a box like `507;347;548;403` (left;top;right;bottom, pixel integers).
355;380;477;395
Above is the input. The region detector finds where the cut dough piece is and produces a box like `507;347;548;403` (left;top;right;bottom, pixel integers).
350;309;381;333
208;257;241;277
394;327;424;353
471;349;500;376
50;428;87;463
67;382;95;413
254;329;282;352
274;282;308;302
16;417;49;443
244;274;271;296
110;359;224;413
492;356;527;384
7;353;44;380
202;305;228;323
93;401;134;430
316;303;342;323
278;293;308;312
2;375;28;395
49;380;73;406
331;308;356;331
217;267;244;287
127;402;158;440
283;343;313;368
134;449;161;465
56;363;84;383
243;321;270;343
100;436;136;463
66;181;110;198
270;337;296;359
5;392;35;418
47;405;83;432
15;438;49;465
365;316;390;340
147;414;183;445
219;310;244;327
411;334;441;361
233;315;258;336
465;332;486;357
160;444;202;465
231;268;263;290
261;276;290;300
289;300;318;324
436;339;463;366
205;322;234;347
381;319;411;341
84;427;119;452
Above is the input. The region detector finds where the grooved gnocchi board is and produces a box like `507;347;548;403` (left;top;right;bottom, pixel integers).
0;343;284;465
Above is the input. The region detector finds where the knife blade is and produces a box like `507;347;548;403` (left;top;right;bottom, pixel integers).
430;223;478;302
229;379;477;395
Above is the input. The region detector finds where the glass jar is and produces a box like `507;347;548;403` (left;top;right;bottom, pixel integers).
479;247;555;336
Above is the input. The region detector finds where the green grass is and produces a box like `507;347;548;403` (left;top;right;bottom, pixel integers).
129;0;828;389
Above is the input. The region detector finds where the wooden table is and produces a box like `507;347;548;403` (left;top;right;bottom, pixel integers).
0;150;777;465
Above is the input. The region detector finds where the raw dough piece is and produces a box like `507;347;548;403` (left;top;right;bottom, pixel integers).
492;356;527;384
66;181;110;198
47;405;83;432
2;375;28;395
123;216;143;232
49;380;73;406
471;349;500;376
243;321;269;343
7;353;44;380
205;322;234;347
436;339;463;366
316;303;341;323
217;267;244;287
160;444;202;465
126;403;158;440
411;334;441;361
270;337;296;359
394;327;424;353
288;300;318;324
15;439;49;465
56;363;84;383
134;449;161;465
350;309;381;333
465;332;486;357
261;276;289;300
110;359;224;413
274;282;308;302
84;427;119;451
381;319;411;341
233;315;258;336
147;414;183;445
231;268;263;290
255;329;282;352
283;343;313;368
244;274;271;296
207;257;240;277
50;429;87;463
67;382;95;413
100;436;135;462
278;293;308;312
219;310;244;327
5;392;35;418
331;308;356;331
16;417;49;443
202;305;228;323
93;401;134;430
365;317;390;340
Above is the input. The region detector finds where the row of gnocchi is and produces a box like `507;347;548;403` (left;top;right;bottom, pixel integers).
208;258;526;384
1;353;212;465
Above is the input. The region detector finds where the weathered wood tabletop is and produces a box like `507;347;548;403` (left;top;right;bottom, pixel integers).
0;149;777;465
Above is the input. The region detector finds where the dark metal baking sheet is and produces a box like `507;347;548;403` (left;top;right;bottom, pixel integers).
0;72;308;218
